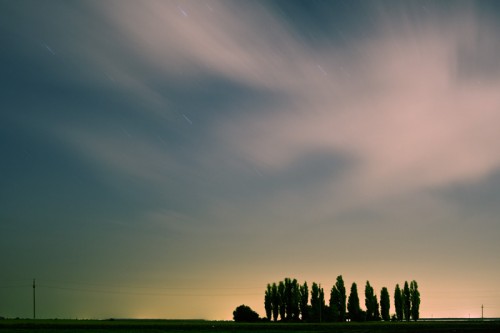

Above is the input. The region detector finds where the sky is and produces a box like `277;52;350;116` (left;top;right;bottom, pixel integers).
1;0;500;320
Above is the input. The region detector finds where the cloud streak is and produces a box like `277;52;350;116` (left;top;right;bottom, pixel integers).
52;0;500;229
204;2;500;206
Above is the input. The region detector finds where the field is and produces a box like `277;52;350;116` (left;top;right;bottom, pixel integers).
1;319;500;333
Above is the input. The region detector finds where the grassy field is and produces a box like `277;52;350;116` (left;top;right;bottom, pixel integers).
1;319;499;332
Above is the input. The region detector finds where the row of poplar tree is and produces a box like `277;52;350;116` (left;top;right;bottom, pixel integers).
264;276;420;322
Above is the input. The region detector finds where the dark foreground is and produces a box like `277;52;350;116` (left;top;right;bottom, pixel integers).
1;319;499;333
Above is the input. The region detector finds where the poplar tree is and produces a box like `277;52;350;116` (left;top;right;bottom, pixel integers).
380;287;390;321
278;281;286;321
265;284;272;320
394;284;403;321
373;295;381;321
299;282;309;321
310;282;320;322
410;280;420;321
336;275;347;322
365;281;375;321
292;279;301;320
271;283;279;321
330;284;340;321
284;278;293;320
310;282;325;322
347;282;362;321
319;286;325;322
403;281;411;321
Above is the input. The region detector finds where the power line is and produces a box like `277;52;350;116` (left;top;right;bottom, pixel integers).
39;284;261;297
2;278;266;299
0;278;264;291
426;290;500;294
37;279;264;291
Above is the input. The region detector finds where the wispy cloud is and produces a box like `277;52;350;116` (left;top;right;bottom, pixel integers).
207;2;500;207
52;0;500;223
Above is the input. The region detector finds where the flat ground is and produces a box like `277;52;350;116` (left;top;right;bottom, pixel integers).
1;319;499;333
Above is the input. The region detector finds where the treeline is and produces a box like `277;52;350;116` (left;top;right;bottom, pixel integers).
263;276;420;322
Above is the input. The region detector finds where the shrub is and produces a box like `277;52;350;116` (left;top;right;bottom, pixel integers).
233;304;260;322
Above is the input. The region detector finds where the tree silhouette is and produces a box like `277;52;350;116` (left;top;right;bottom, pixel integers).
265;284;272;320
283;278;301;321
336;275;347;322
310;282;320;322
310;282;326;322
260;276;420;324
373;295;381;321
330;275;347;322
299;282;309;321
380;287;390;321
233;304;260;322
394;284;403;321
319;286;326;322
347;282;362;321
278;281;285;321
284;278;293;320
267;278;306;321
410;280;420;321
291;278;300;320
403;281;411;321
330;284;340;321
271;283;279;321
364;281;375;321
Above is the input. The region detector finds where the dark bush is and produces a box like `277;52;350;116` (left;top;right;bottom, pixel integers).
233;304;260;322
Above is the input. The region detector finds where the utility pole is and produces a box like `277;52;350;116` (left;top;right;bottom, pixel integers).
33;279;36;320
481;304;483;320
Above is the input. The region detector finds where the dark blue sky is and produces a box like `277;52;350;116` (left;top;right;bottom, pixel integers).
1;0;500;319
